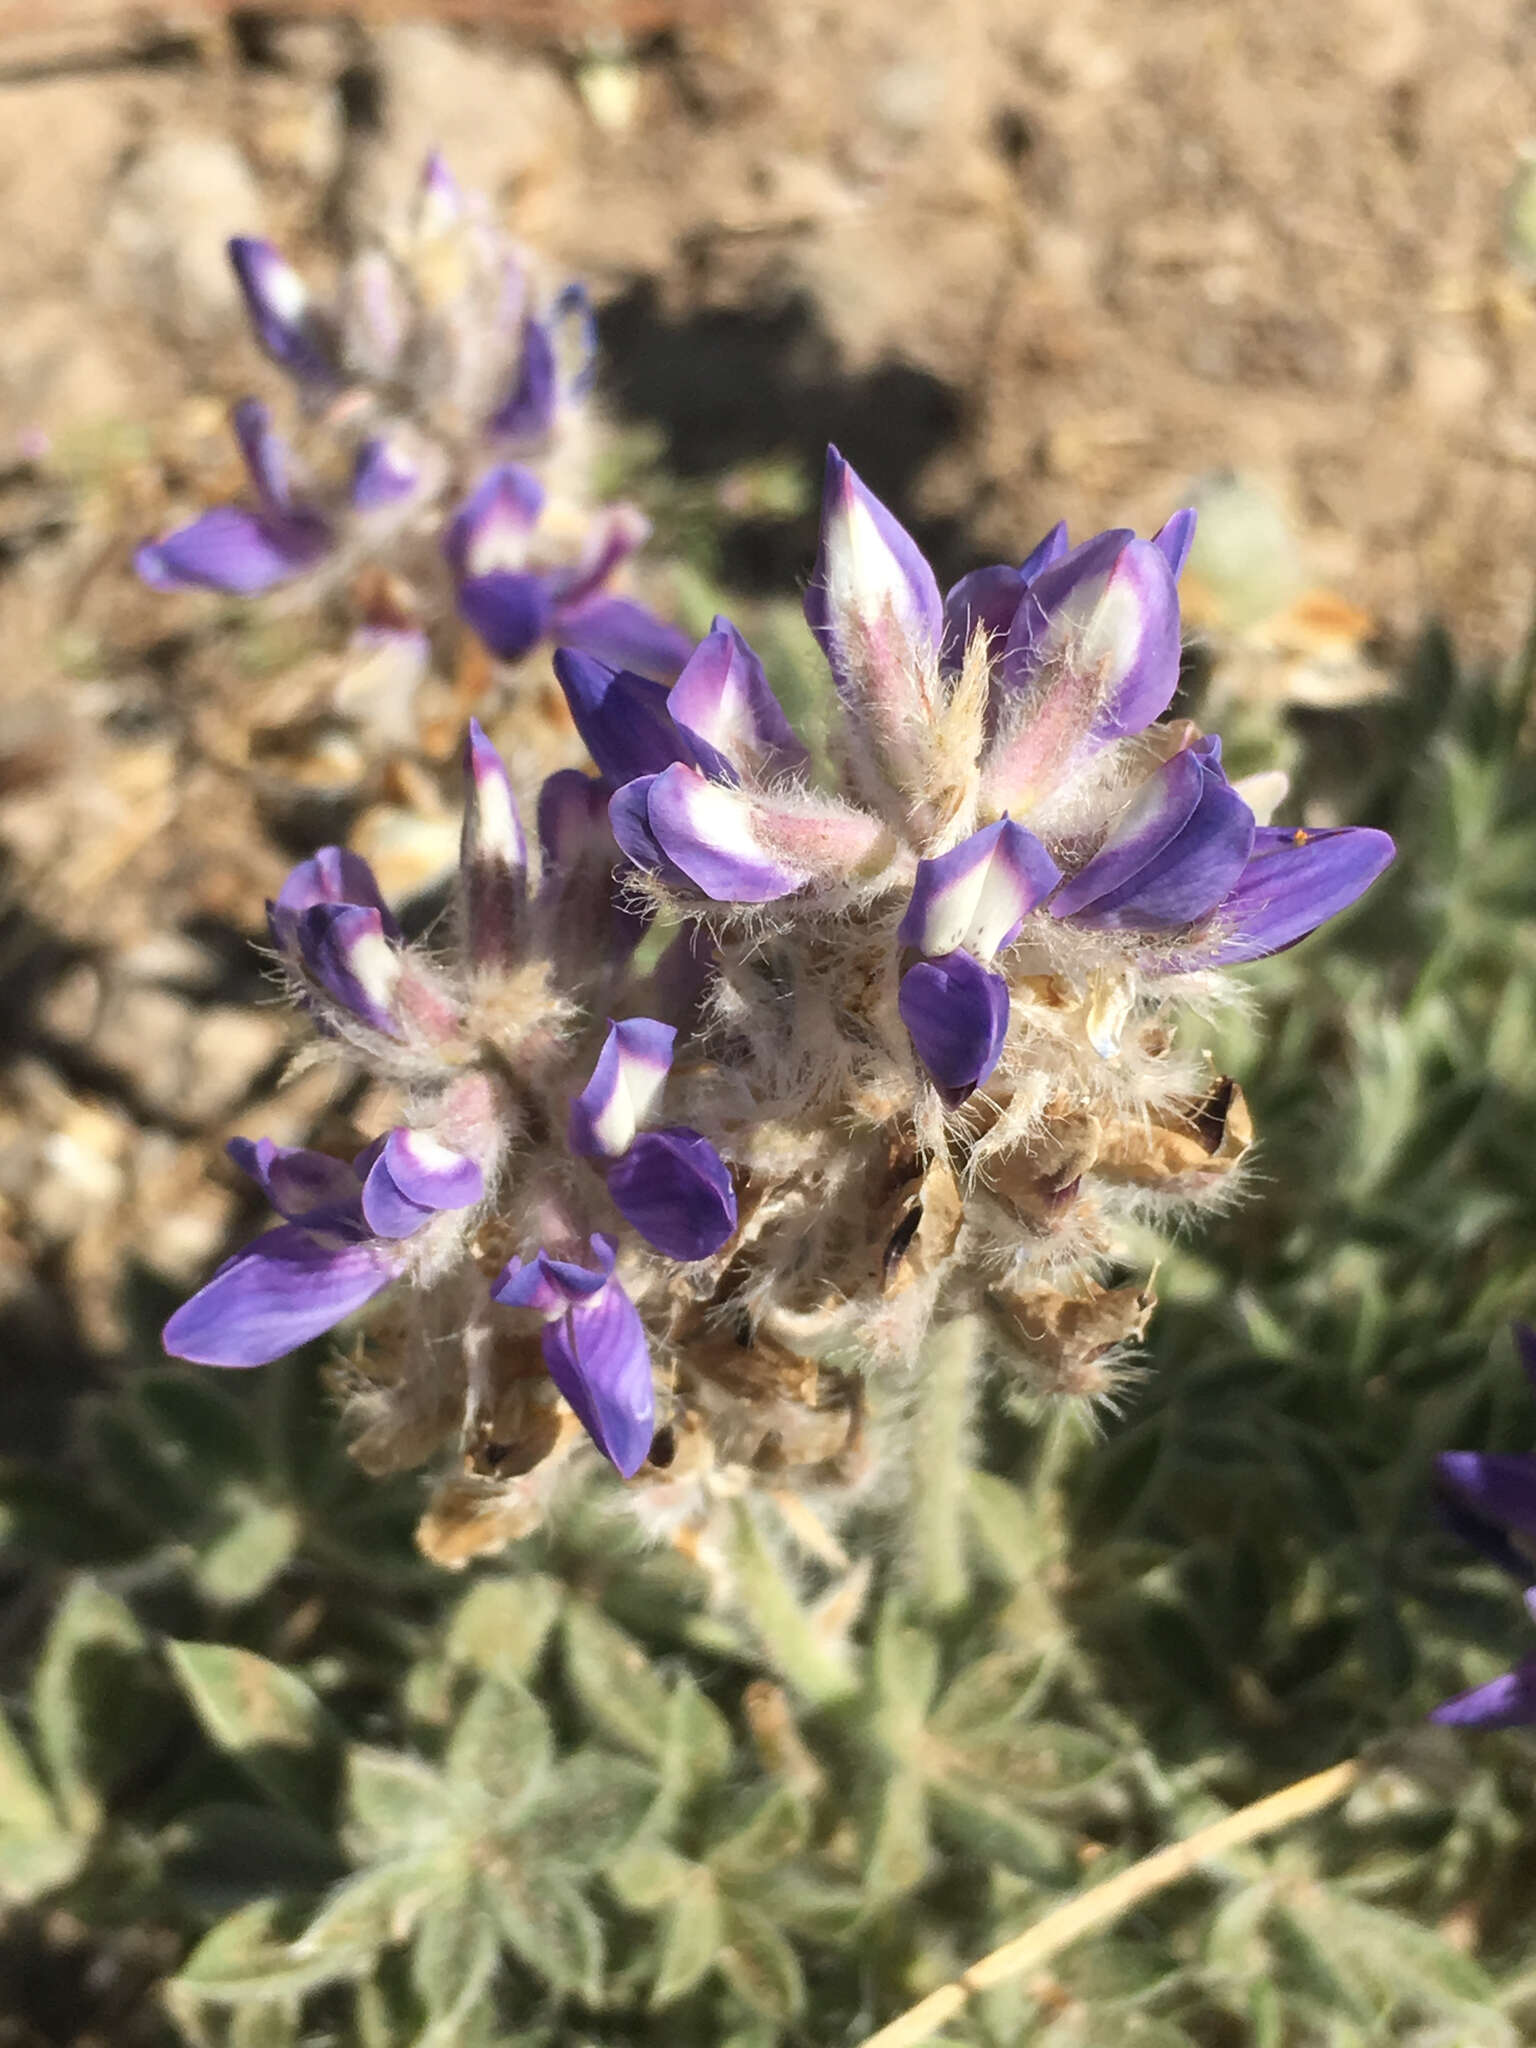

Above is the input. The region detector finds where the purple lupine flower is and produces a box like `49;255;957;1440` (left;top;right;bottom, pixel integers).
163;1131;483;1367
267;846;459;1043
569;1018;737;1260
491;1235;655;1476
460;718;528;965
1431;1325;1536;1728
488;283;597;443
134;400;331;595
228;236;339;390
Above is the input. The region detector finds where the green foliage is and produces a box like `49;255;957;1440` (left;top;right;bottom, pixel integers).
9;620;1536;2043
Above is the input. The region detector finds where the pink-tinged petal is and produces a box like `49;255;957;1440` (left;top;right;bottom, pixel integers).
543;1282;654;1478
552;650;691;785
552;595;694;684
605;1127;737;1262
351;437;419;511
898;950;1010;1102
985;533;1181;810
269;847;399;947
228;239;337;388
460;720;527;963
457;574;554;663
226;1138;362;1229
488;313;557;441
444;467;546;580
296;904;403;1037
805;447;943;806
550;505;651;611
1430;1658;1536;1729
1052;749;1255;930
134;506;329;596
666;617;807;782
340;250;407;380
644;762;888;904
1192;825;1396;967
360;1127;483;1239
163;1224;395;1368
569;1017;676;1160
898;820;1061;961
1152;507;1198;580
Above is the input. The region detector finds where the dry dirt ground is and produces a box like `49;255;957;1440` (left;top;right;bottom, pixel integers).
1;0;1535;1405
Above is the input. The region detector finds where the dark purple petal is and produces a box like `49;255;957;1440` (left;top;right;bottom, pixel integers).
228;239;337;388
269;847;399;949
226;1137;363;1230
1430;1657;1536;1729
1052;752;1255;930
1004;531;1181;740
542;1283;655;1478
1196;825;1396;967
552;595;694;683
552;650;692;784
1437;1451;1536;1543
351;437;419;511
444;467;546;580
359;1128;483;1239
898;949;1011;1101
1018;521;1071;583
1435;1488;1533;1582
163;1224;395;1368
457;572;555;663
539;768;613;869
296;904;403;1037
134;506;329;596
460;720;527;962
569;1017;676;1161
898;819;1061;961
666;617;807;782
605;1127;738;1262
607;776;673;877
941;566;1028;676
1516;1323;1536;1398
1152;508;1198;580
231;399;294;513
488;314;557;441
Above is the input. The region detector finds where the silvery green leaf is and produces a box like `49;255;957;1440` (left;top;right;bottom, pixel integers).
965;1468;1053;1584
927;1775;1076;1883
862;1766;930;1902
560;1605;671;1761
229;2003;303;2048
0;1704;60;1839
33;1579;153;1830
605;1838;696;1912
410;1877;502;2032
709;1786;808;1881
928;1651;1053;1742
484;1863;604;2001
725;1502;860;1706
345;1747;449;1860
650;1869;723;2008
194;1496;301;1607
446;1575;562;1685
445;1677;552;1814
933;1721;1115;1806
300;1856;441;1955
519;1747;656;1870
869;1606;941;1756
0;1827;88;1903
167;1641;340;1821
656;1674;733;1814
172;1898;359;2006
715;1896;804;2022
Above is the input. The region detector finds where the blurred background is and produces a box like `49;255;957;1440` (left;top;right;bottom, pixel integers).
4;5;1536;2046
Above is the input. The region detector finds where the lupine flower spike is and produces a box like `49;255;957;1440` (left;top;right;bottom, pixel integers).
164;450;1392;1572
1431;1323;1536;1727
135;153;689;720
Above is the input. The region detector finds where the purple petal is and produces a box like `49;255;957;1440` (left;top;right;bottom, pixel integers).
360;1128;483;1239
351;437;419;512
804;447;943;801
1437;1451;1536;1543
444;467;546;580
1052;751;1255;930
666;618;807;782
1516;1323;1536;1398
1195;826;1396;967
460;720;527;962
134;506;329;596
1436;1488;1533;1582
569;1017;676;1161
493;1235;619;1315
605;1127;737;1262
552;650;692;785
643;763;886;904
607;775;674;877
548;506;651;612
898;819;1061;961
226;1137;363;1229
1152;508;1198;580
415;149;466;234
538;768;613;870
269;847;399;948
231;399;294;513
227;239;337;388
163;1224;395;1368
552;595;694;684
941;566;1028;676
1430;1658;1536;1729
1019;521;1072;582
543;1282;655;1478
898;949;1011;1101
296;904;403;1037
457;572;555;663
549;281;597;397
488;314;557;441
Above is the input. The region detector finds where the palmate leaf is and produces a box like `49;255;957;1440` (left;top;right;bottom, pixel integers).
515;1746;657;1871
168;1641;342;1820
